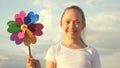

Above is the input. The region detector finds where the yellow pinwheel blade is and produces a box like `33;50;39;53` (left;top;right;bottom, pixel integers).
23;29;36;46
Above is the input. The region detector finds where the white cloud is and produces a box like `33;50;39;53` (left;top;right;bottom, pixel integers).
85;4;120;53
38;9;64;42
101;52;120;68
86;9;120;32
85;0;94;7
64;1;79;7
39;9;53;30
0;55;8;60
85;0;102;7
32;0;59;9
31;0;81;10
21;46;29;55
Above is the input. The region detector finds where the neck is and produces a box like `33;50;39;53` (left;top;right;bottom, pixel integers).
65;37;80;44
62;37;86;49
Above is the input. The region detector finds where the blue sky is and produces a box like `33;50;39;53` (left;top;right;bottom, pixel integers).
0;0;120;68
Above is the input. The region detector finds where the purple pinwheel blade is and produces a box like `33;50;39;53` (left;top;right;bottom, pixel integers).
10;32;17;41
16;38;23;45
10;31;23;45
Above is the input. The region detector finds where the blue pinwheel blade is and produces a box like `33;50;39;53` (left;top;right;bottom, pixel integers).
24;11;39;25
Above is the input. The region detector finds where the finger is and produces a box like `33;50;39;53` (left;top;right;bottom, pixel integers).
26;61;32;68
26;63;33;68
27;55;33;62
32;59;36;67
35;60;41;68
26;59;35;67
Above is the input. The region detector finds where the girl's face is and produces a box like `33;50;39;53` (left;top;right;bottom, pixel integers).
61;9;83;39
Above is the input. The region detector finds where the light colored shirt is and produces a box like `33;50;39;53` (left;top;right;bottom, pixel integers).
45;43;101;68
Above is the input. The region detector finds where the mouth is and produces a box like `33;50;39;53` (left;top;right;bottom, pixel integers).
68;30;77;33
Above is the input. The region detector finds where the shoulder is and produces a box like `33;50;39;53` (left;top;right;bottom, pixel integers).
47;43;62;54
87;46;97;51
45;44;61;63
48;43;61;50
86;45;100;56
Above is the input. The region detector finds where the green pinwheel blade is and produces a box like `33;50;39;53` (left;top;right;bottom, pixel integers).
7;21;21;33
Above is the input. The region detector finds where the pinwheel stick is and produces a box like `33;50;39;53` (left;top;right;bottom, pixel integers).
28;46;32;56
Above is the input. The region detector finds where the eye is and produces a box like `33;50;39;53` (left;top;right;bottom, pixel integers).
66;21;70;24
75;21;80;24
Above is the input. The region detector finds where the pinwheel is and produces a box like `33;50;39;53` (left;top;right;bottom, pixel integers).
7;11;44;56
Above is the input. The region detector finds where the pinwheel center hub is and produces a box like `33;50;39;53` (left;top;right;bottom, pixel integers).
21;24;27;31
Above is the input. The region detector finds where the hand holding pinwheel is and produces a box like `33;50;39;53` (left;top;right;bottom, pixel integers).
7;11;44;56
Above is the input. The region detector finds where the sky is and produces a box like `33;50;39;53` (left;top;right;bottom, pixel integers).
0;0;120;68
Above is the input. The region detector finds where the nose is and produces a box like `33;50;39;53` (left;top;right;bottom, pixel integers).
69;22;75;29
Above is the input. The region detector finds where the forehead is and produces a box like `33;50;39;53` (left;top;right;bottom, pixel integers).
63;9;82;20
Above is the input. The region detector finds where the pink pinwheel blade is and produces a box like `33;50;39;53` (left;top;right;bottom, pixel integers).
18;31;25;39
15;18;23;25
28;23;44;36
15;11;26;25
10;31;23;45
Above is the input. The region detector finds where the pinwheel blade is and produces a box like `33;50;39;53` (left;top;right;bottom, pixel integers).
7;21;21;33
23;29;36;46
10;31;23;45
24;11;39;25
15;11;26;25
28;23;44;36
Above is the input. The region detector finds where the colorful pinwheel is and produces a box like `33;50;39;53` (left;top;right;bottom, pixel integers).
7;11;44;56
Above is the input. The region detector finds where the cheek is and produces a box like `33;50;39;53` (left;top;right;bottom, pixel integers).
61;25;68;32
77;25;83;32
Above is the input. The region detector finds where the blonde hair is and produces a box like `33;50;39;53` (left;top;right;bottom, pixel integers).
60;5;86;44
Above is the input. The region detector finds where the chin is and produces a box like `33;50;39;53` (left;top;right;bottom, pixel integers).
69;35;78;39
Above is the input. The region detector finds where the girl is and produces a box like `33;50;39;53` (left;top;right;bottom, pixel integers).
26;5;101;68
